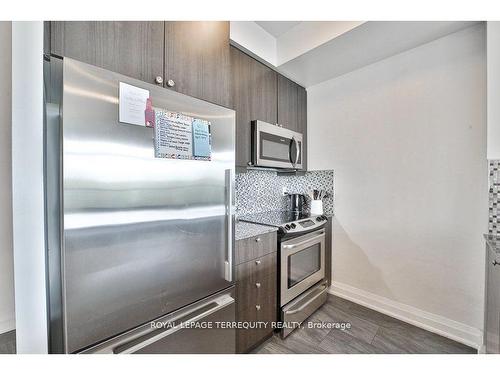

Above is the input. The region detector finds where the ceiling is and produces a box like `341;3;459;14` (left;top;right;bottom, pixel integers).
255;21;301;37
279;21;479;87
231;21;480;88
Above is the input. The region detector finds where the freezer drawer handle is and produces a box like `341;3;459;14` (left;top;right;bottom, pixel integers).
112;294;234;354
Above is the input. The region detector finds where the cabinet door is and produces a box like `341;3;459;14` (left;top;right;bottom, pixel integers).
297;85;308;171
278;74;308;170
277;74;299;132
50;21;164;84
165;22;231;108
325;218;332;286
231;47;278;167
486;247;500;353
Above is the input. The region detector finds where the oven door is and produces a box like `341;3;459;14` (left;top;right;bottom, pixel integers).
252;120;303;169
280;229;325;306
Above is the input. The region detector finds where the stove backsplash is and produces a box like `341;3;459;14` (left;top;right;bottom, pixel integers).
235;169;334;217
489;160;500;235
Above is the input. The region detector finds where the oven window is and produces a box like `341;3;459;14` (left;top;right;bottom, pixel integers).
288;244;321;288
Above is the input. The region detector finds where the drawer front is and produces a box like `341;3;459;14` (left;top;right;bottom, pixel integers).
235;232;277;265
236;274;277;313
236;252;276;282
236;301;276;353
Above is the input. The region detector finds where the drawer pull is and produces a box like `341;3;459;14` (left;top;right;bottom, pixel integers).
255;260;261;265
255;305;261;311
255;237;261;242
255;282;261;288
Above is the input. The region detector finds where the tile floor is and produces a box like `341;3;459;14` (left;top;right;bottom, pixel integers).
0;295;477;354
252;295;477;354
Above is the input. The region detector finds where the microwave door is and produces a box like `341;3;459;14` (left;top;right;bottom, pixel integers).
253;120;303;169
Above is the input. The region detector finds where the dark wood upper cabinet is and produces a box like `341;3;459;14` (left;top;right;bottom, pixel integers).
231;47;277;167
297;85;308;170
277;74;299;132
50;21;164;84
165;22;231;108
277;74;307;170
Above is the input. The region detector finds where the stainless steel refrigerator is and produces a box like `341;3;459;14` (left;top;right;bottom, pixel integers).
44;58;236;353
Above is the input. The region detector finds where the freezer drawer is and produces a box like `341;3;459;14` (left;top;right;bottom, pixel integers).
82;286;235;354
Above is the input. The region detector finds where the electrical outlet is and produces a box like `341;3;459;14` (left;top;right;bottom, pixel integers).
282;187;288;196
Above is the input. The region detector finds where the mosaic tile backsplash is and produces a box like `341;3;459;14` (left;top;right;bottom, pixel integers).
489;160;500;236
235;169;334;217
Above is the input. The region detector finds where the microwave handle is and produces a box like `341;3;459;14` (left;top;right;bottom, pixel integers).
290;137;300;167
294;138;300;165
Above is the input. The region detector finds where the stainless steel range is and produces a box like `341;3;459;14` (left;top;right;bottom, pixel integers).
240;210;329;337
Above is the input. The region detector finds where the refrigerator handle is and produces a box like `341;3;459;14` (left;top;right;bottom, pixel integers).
224;169;234;282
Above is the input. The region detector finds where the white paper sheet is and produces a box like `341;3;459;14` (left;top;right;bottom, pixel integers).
155;110;194;159
119;82;150;126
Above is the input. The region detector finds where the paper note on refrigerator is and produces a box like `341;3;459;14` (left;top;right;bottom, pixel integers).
119;82;150;126
192;119;211;158
154;110;212;161
155;110;193;159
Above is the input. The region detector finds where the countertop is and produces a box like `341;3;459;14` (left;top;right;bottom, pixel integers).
235;221;278;241
485;234;500;254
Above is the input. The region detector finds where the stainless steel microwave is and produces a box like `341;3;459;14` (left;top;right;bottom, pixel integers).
252;120;303;169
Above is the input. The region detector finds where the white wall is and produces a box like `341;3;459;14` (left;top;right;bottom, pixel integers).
308;24;487;347
487;22;500;159
0;21;15;335
12;21;48;353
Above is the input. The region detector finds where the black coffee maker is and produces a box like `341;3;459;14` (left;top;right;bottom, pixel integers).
288;193;306;214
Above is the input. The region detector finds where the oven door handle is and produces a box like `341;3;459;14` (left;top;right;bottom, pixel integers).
282;230;325;250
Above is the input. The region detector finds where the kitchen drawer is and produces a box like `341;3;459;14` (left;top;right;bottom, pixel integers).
235;252;276;282
236;274;277;313
236;300;276;353
235;232;277;265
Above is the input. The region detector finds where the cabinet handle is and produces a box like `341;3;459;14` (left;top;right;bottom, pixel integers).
255;282;261;288
255;260;261;265
166;79;175;88
493;260;500;266
255;237;261;242
154;76;163;85
255;305;261;311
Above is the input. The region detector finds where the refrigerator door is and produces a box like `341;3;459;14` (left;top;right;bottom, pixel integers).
60;58;235;353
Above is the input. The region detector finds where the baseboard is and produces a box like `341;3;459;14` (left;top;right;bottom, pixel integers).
328;281;482;350
0;318;15;335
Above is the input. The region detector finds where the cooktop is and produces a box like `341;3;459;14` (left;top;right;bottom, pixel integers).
239;210;327;236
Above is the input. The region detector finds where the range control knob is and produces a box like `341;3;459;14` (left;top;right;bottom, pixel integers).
290;223;297;229
284;224;291;231
316;216;322;222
